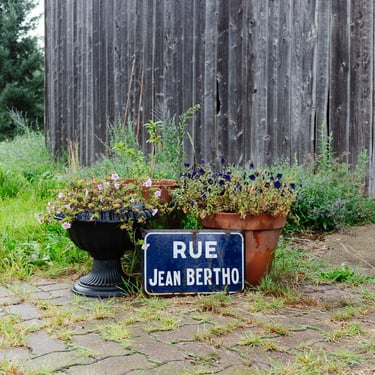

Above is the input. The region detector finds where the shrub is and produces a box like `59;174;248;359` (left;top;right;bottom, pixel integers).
286;130;375;232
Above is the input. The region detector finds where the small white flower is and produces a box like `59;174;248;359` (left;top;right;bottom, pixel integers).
97;184;103;191
85;189;89;196
143;178;152;187
141;243;150;251
62;222;71;230
114;183;120;190
111;173;120;181
154;189;162;198
152;208;158;216
58;192;64;199
129;198;136;204
65;204;71;210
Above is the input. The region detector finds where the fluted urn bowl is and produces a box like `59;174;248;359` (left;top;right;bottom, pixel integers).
66;210;152;297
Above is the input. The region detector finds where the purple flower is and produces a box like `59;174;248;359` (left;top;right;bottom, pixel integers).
249;162;255;169
111;173;120;181
273;181;282;189
276;173;283;180
249;174;256;181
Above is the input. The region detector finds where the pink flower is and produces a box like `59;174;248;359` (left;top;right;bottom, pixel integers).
143;178;152;187
62;222;71;230
154;189;162;197
111;173;120;181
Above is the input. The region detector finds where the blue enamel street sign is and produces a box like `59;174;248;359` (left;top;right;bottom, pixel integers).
143;230;244;295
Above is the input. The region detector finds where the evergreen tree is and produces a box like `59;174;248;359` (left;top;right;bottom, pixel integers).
0;0;44;139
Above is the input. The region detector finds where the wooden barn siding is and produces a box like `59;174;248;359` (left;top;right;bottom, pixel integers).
45;0;375;196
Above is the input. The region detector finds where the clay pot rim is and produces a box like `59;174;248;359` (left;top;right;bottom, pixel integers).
200;212;287;230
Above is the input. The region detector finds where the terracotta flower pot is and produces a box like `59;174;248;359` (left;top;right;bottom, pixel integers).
200;213;286;286
121;178;179;204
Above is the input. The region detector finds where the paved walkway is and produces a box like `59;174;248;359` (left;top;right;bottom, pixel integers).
0;228;374;375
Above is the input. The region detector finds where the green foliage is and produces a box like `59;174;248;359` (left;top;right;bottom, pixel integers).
172;162;297;219
285;126;375;232
320;266;373;284
0;130;86;282
0;0;44;139
45;175;172;233
108;105;200;179
0;128;61;199
156;104;200;176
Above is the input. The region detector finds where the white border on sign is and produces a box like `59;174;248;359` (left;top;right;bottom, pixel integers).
143;230;244;296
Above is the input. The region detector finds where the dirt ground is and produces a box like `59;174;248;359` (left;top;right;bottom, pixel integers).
303;223;375;277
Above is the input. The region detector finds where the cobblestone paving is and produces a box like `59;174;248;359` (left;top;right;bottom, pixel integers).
0;277;374;375
1;225;375;374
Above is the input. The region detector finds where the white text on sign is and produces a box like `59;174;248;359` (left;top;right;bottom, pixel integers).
173;241;218;258
148;267;240;287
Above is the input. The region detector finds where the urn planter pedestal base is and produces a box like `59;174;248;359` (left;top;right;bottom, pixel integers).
72;258;136;298
66;212;147;298
200;213;286;286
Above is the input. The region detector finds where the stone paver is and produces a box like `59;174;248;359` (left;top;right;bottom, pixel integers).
1;227;375;374
0;278;374;374
25;331;67;355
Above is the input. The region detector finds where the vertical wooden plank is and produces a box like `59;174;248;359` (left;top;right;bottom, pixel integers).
349;0;373;167
227;0;245;164
276;0;292;161
241;1;254;166
329;0;350;160
289;0;317;162
266;0;281;164
216;0;229;161
313;0;331;152
190;0;206;163
202;0;219;164
250;0;268;166
371;0;375;196
141;0;154;129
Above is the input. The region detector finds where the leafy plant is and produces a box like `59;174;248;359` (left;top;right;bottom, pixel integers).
110;105;200;179
172;161;297;219
320;266;373;284
287;125;375;232
43;174;173;231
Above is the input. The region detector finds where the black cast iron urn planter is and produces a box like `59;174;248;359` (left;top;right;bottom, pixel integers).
57;209;154;298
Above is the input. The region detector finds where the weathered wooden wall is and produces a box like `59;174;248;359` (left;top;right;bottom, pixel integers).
45;0;375;196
